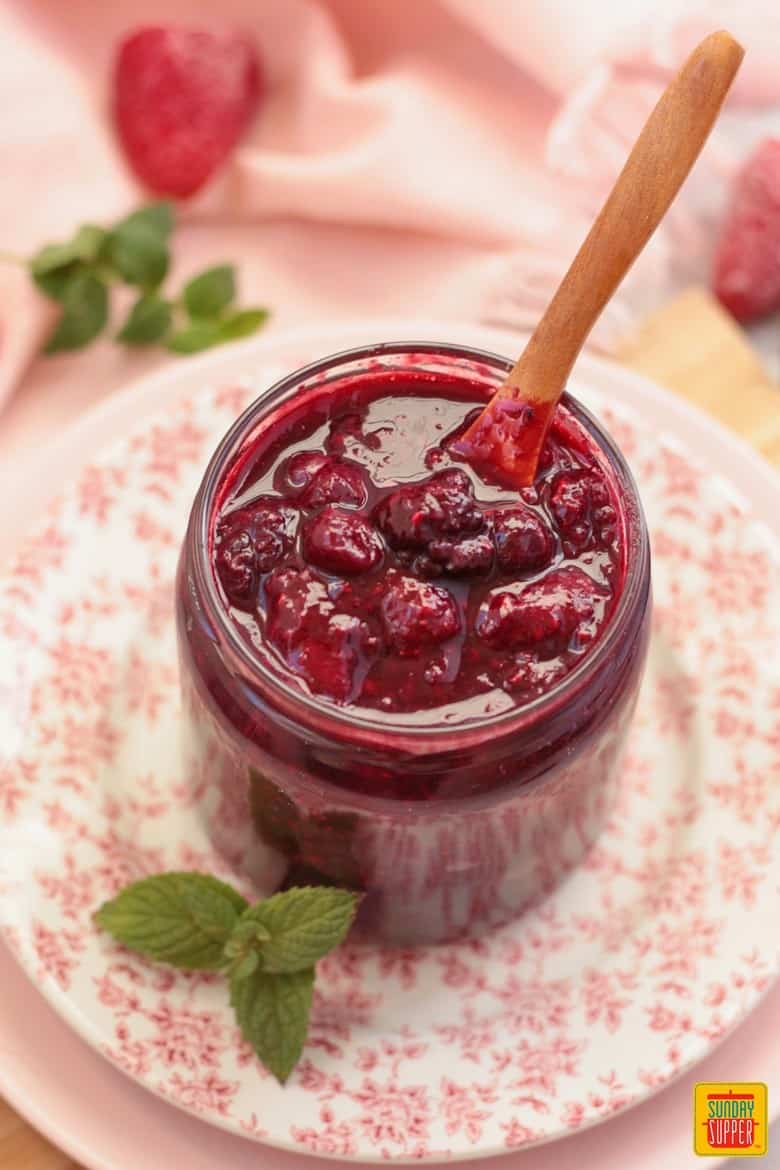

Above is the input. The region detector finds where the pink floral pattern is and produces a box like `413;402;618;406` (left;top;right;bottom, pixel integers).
0;340;779;1162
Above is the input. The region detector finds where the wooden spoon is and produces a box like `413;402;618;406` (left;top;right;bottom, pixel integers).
455;29;744;486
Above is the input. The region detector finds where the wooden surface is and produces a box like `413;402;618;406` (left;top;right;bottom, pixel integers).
1;287;778;1170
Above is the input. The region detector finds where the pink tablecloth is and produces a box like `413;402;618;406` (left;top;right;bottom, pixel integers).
1;0;778;500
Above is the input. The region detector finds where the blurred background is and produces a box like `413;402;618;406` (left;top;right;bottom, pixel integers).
1;0;778;504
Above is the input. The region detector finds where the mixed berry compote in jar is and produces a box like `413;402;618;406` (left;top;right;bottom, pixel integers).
177;343;651;944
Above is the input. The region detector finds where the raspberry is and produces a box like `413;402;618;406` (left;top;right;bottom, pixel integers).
477;567;600;653
295;614;375;703
301;459;368;508
265;568;332;652
265;569;376;701
491;506;554;572
374;469;482;549
428;534;494;575
381;575;461;656
215;499;297;604
589;479;611;509
215;528;255;604
303;507;383;575
713;138;780;322
253;503;298;571
113;27;262;198
549;473;592;530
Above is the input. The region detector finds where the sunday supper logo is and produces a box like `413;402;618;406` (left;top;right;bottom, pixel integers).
694;1084;768;1157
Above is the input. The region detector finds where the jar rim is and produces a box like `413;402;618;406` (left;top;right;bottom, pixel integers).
189;341;651;753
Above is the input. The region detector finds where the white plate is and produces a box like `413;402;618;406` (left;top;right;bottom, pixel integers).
7;936;780;1170
0;321;779;1163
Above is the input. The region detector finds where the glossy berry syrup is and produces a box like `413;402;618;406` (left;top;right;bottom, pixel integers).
177;345;650;943
212;373;625;728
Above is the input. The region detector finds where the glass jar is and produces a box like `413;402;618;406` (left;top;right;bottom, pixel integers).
176;343;651;945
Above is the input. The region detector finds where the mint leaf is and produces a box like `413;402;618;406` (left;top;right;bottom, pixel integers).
166;320;223;354
31;243;82;276
230;967;314;1083
43;272;108;353
105;205;172;290
238;886;360;975
117;294;172;345
232;950;260;981
72;223;108;262
218;308;269;340
33;264;82;302
30;224;109;302
183;265;235;319
30;223;107;276
95;872;248;969
223;918;272;960
106;227;168;289
115;202;174;240
166;308;268;354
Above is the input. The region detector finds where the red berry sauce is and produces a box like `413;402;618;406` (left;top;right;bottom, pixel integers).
212;371;625;719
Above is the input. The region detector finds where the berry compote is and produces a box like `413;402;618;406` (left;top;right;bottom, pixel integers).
177;344;651;944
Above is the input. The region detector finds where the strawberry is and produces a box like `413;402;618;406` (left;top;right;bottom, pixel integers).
113;26;262;198
713;138;780;322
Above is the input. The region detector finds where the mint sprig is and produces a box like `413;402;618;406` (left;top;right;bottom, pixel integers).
237;886;362;974
94;872;248;969
12;201;270;356
231;967;315;1085
95;877;360;1083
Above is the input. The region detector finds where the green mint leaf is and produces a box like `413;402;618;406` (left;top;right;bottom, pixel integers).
183;265;235;319
231;950;260;981
165;307;269;355
166;320;223;354
30;223;109;302
30;223;107;277
105;225;169;290
116;202;174;240
237;886;360;975
117;294;173;345
43;271;108;353
223;918;262;957
30;242;82;275
217;308;269;341
94;872;248;969
230;967;314;1083
72;223;109;262
33;263;82;302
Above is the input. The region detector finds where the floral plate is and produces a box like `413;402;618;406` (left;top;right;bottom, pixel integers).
0;321;778;1163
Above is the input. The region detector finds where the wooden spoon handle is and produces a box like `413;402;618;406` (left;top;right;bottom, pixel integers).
506;29;744;399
